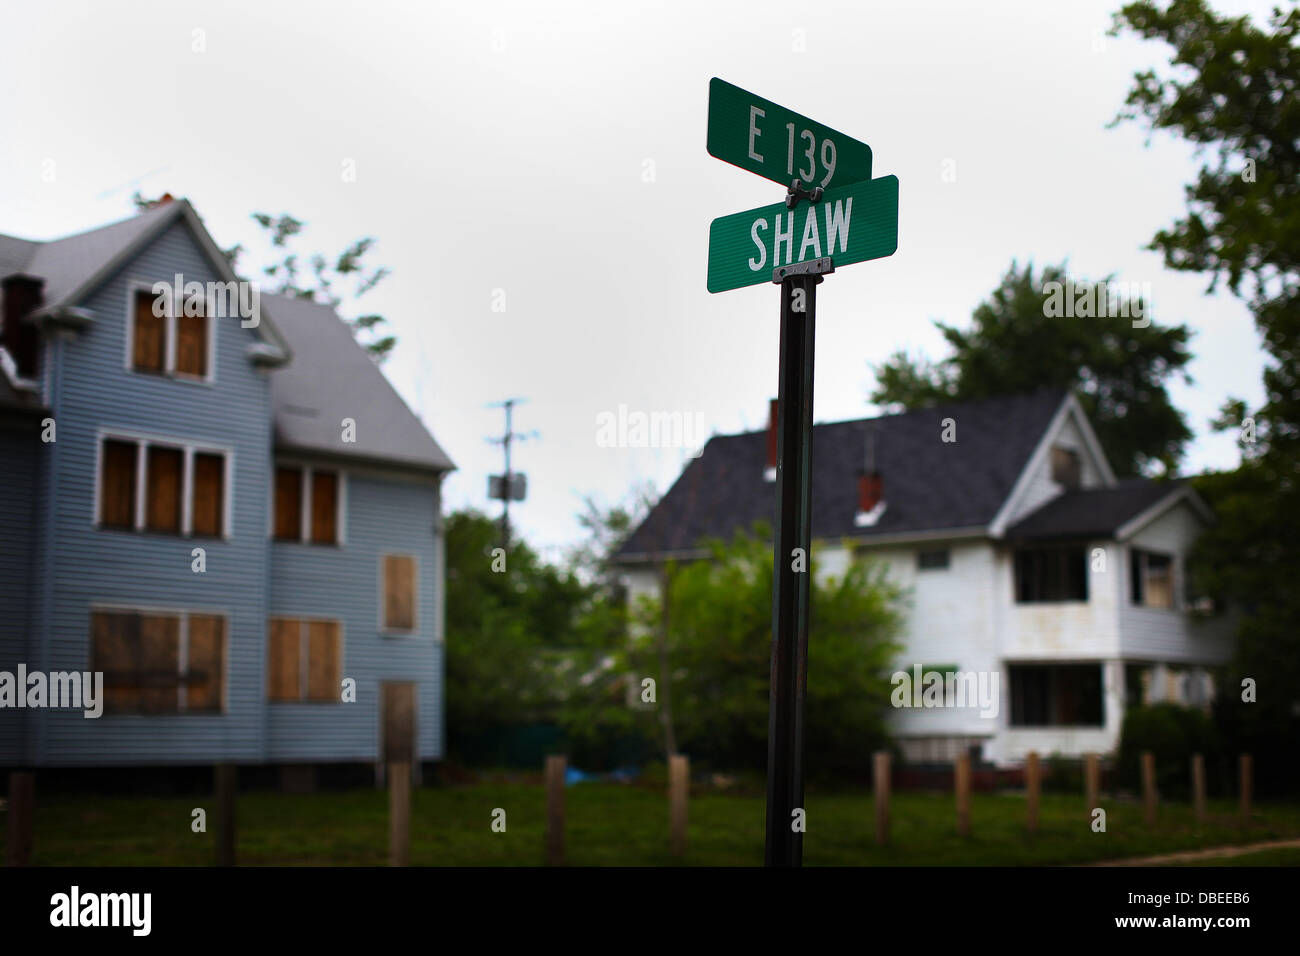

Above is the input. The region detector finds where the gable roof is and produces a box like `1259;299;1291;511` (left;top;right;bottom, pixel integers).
0;199;290;361
616;389;1069;561
3;200;453;473
1004;478;1186;541
267;294;454;473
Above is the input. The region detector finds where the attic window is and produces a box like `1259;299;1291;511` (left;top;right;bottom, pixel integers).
1050;446;1081;489
1130;548;1174;609
130;287;210;380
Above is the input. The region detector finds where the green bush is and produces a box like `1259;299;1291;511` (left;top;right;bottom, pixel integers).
1117;703;1224;799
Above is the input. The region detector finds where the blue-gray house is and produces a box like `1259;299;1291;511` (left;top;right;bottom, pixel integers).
0;198;454;775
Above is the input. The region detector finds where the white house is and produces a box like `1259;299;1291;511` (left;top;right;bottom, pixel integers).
613;389;1234;767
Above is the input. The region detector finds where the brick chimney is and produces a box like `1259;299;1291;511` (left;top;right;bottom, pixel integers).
855;424;886;525
858;472;883;513
764;398;778;481
1;274;44;380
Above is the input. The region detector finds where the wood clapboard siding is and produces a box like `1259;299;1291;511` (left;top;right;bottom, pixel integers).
17;216;446;767
0;426;41;762
269;473;443;761
34;219;272;766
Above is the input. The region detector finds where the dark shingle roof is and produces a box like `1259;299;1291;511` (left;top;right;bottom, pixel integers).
267;294;454;473
1005;478;1182;540
616;389;1068;560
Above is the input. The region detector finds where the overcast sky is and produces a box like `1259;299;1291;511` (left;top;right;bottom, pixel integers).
1;0;1275;558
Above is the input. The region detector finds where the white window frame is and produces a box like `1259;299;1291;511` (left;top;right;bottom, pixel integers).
123;279;217;385
270;460;347;546
94;427;233;540
379;552;420;636
89;603;229;715
1130;547;1178;611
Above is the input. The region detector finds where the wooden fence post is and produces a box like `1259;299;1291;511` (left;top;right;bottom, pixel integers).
1025;751;1040;835
544;755;566;866
954;752;971;837
1191;753;1206;823
5;771;34;867
389;760;411;866
214;763;237;867
669;754;688;857
1084;752;1100;818
1239;753;1253;820
1140;751;1157;826
873;751;891;846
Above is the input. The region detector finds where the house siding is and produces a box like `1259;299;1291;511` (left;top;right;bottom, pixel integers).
0;423;40;762
1119;501;1235;664
34;220;272;765
268;470;444;761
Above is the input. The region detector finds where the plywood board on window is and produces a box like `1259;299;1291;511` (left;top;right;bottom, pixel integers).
268;618;301;701
187;615;226;712
307;620;341;701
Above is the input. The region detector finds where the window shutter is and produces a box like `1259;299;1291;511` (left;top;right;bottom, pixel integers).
100;439;138;528
310;471;338;544
268;618;301;700
192;453;225;537
274;467;303;540
186;615;226;712
175;311;208;377
145;446;183;533
132;290;166;372
384;556;416;630
307;620;341;701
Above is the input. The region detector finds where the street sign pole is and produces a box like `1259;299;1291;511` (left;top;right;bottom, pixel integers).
705;77;897;867
765;258;829;867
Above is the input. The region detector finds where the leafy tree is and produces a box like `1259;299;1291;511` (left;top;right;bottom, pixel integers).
617;526;904;775
131;192;396;362
1111;0;1300;792
443;509;590;758
869;261;1194;476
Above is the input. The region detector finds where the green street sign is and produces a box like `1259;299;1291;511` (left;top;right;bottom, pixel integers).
706;77;873;190
706;175;899;294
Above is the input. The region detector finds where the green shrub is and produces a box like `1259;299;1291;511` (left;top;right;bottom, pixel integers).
1117;703;1224;799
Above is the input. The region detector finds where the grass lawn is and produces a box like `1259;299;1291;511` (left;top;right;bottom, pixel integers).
4;781;1299;866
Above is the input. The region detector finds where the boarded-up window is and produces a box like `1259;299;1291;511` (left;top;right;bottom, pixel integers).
268;617;342;702
91;610;222;714
274;467;303;540
186;614;226;711
93;611;144;712
1131;549;1175;609
310;471;338;544
307;621;341;701
100;439;137;529
175;311;208;377
384;555;416;631
132;290;165;373
138;613;180;713
268;618;301;701
192;452;224;537
145;446;183;533
1050;446;1081;489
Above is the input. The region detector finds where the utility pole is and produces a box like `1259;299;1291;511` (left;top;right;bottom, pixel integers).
487;398;534;551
